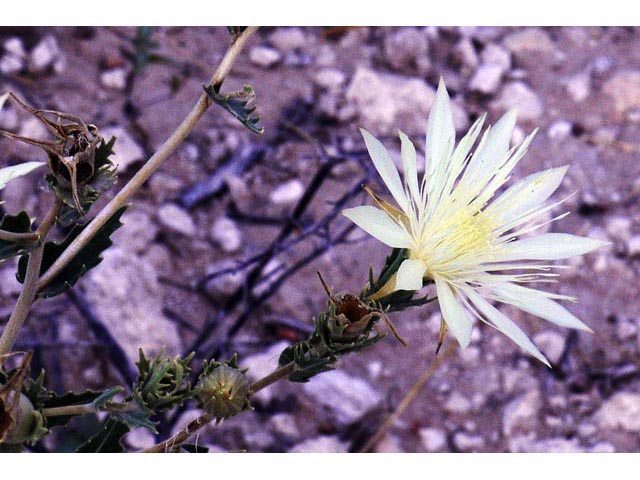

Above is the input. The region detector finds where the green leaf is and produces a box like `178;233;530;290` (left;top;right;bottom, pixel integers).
17;206;127;298
204;84;264;135
0;211;37;261
38;387;115;429
113;406;157;433
76;418;129;453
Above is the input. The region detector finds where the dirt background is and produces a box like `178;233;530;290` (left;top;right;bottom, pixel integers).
1;26;640;452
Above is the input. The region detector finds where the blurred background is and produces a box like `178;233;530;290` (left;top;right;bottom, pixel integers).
0;26;639;452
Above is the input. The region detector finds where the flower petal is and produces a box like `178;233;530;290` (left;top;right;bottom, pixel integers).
395;259;427;291
0;161;45;190
398;131;420;206
497;233;608;262
425;79;455;190
342;205;413;249
465;288;550;367
493;283;592;332
360;128;408;211
434;276;472;348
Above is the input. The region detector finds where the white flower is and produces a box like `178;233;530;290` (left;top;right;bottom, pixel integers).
343;79;607;366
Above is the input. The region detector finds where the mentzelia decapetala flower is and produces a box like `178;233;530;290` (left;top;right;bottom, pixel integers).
343;79;607;366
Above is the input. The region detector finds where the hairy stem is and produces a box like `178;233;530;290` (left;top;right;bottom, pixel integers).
42;400;136;418
0;198;61;359
36;26;259;293
140;361;295;453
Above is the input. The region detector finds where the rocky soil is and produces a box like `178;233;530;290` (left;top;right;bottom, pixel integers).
2;26;640;452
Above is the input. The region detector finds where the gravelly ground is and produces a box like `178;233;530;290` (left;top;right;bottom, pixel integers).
2;26;640;452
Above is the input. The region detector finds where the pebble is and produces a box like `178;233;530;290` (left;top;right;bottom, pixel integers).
313;68;346;91
469;63;503;94
112;208;158;254
242;341;290;405
268;28;306;52
563;72;591;103
419;427;447;452
453;432;484;452
547;120;573;141
100;126;144;171
270;179;304;204
267;413;300;441
100;67;128;90
480;44;511;74
346;67;436;135
602;70;640;117
383;27;430;74
249;45;281;68
615;318;637;341
29;34;60;72
0;37;26;74
289;436;349;453
0;266;22;296
503;390;541;436
454;38;479;73
627;235;640;257
157;203;197;237
302;369;381;426
492;82;543;121
444;391;472;414
504;28;556;57
532;331;565;364
374;434;405;453
594;392;640;431
204;259;244;298
148;172;184;204
210;216;242;253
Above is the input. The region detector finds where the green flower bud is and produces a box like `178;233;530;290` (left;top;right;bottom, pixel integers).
196;364;250;421
0;392;47;445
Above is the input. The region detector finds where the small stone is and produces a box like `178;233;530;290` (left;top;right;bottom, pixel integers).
627;235;640;257
454;38;479;73
149;172;184;204
383;27;430;74
270;179;304;204
249;45;281;68
480;44;511;74
503;390;541;436
267;413;300;441
563;73;591;103
100;67;128;90
100;126;144;171
289;436;349;453
0;37;26;74
616;318;637;341
268;28;306;52
602;70;640;117
0;266;22;296
594;392;640;431
492;82;543;122
533;331;565;364
302;370;381;426
453;432;484;452
314;68;346;90
112;208;158;254
125;429;155;450
204;260;243;298
242;341;291;405
592;55;616;75
547;120;573;141
504;28;555;57
19;116;49;141
210;217;242;253
419;428;447;452
346;67;436;135
29;34;60;72
4;37;25;57
374;434;405;453
469;63;503;94
527;437;582;453
157;203;197;237
444;391;472;414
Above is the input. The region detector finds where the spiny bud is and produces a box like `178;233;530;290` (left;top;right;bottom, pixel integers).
196;359;250;422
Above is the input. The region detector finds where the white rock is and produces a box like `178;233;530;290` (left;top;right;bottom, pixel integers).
4;37;25;57
249;45;281;68
314;68;346;91
204;259;244;298
419;427;447;452
480;44;511;74
374;434;405;452
547;120;573;141
444;391;472;414
605;216;632;241
84;247;181;361
346;67;437;135
383;27;430;74
563;73;591;103
453;432;484;452
112;208;158;254
267;413;300;440
616;318;637;341
100;68;128;90
242;341;290;405
157;203;197;236
627;235;640;257
532;331;565;364
504;28;556;56
492;82;543;121
602;70;640;117
302;369;381;425
0;38;26;74
0;266;22;296
594;392;640;431
268;28;306;52
19;116;49;141
270;179;304;204
100;126;144;171
469;63;503;94
503;390;541;436
289;435;349;453
210;216;242;253
29;34;60;72
455;38;479;72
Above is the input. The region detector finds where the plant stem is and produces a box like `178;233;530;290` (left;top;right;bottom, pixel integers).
358;342;457;453
0;230;39;244
41;400;136;418
140;361;295;453
0;198;61;360
36;26;259;293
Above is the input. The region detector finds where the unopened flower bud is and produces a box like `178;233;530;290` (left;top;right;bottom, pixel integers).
0;392;46;445
196;365;250;421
